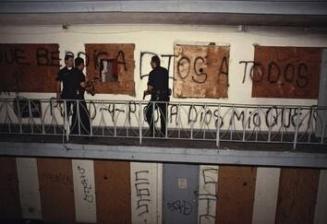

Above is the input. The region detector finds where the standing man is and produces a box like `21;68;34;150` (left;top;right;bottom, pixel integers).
144;55;170;137
70;57;90;135
56;53;77;134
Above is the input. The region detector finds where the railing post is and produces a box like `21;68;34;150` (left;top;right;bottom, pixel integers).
139;102;142;144
165;102;168;139
242;107;246;142
203;103;207;139
77;99;81;136
63;99;69;142
89;101;93;137
216;105;221;148
113;103;117;137
28;99;34;134
321;118;326;145
293;107;301;150
152;101;155;138
15;98;22;134
40;101;45;135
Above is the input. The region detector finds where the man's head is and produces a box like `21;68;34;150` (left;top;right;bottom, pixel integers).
150;55;160;69
75;57;85;71
64;54;74;68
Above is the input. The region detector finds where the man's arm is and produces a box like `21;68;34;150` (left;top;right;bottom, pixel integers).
143;85;154;99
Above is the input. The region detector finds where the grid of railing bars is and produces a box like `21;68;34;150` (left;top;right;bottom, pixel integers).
0;97;326;148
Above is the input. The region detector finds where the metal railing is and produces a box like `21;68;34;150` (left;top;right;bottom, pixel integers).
0;97;326;149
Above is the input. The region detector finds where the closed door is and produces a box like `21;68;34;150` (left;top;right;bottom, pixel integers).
163;163;199;224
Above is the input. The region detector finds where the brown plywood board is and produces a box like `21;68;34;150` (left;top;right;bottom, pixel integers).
0;157;21;220
173;44;229;98
0;44;59;93
37;158;75;223
94;160;131;224
216;165;256;224
85;44;135;95
276;168;320;224
252;46;321;98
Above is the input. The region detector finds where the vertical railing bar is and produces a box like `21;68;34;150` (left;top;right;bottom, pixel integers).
242;107;246;142
28;99;34;134
307;107;313;143
63;99;69;142
77;99;81;136
230;106;234;140
190;104;194;140
321;118;326;144
178;103;181;139
152;101;155;138
165;102;168;139
15;98;22;134
255;107;259;142
41;102;45;134
293;107;301;150
114;103;117;137
216;105;221;148
203;103;207;140
126;103;130;137
139;102;142;144
268;110;272;143
6;103;12;134
89;101;93;137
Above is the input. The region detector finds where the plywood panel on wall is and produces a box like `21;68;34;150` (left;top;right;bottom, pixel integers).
173;44;229;98
0;157;21;220
0;44;59;93
94;160;131;224
276;168;320;224
216;165;256;224
37;158;75;223
85;44;135;95
252;46;322;98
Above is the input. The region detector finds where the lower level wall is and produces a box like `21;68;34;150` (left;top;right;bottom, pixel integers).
0;156;326;224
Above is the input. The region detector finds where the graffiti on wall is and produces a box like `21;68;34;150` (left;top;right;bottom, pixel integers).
0;44;59;93
250;46;321;98
198;166;218;224
173;44;230;98
0;44;323;100
85;44;135;96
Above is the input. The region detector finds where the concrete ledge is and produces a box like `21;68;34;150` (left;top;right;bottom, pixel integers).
0;141;326;168
1;1;327;16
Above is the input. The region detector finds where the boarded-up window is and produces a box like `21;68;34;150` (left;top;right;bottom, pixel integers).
85;44;135;96
0;44;59;93
173;44;229;98
252;46;322;98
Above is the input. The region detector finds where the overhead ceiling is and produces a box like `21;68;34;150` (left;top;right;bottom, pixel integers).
0;0;327;27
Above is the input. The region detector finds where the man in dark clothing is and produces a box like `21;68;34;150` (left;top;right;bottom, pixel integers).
144;55;170;137
70;57;91;135
56;54;77;134
56;54;75;101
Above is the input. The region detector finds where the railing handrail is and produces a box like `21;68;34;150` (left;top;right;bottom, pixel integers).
0;97;326;149
0;97;326;110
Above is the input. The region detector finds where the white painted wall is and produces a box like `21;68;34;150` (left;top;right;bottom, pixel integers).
1;25;327;131
72;159;97;223
252;167;280;224
0;24;326;105
197;165;218;224
16;157;42;220
130;162;163;224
